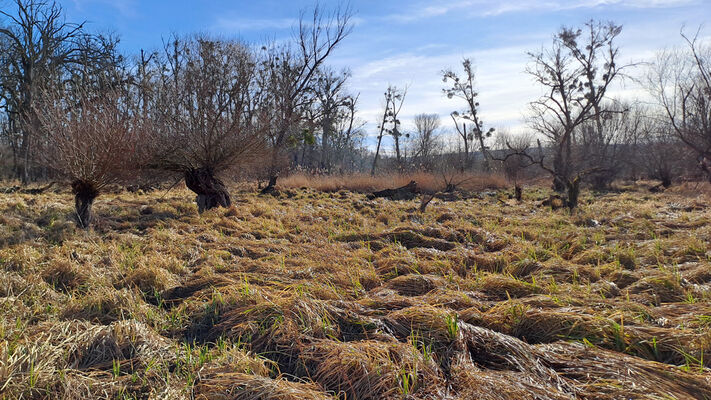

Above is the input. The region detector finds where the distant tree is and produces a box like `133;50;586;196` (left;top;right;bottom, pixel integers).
147;36;263;212
411;113;441;171
493;131;533;196
448;114;472;172
312;67;352;172
330;93;366;171
647;27;711;181
371;85;406;175
521;20;627;208
578;101;638;189
639;116;689;188
388;91;408;171
442;58;495;171
132;48;158;119
35;87;141;227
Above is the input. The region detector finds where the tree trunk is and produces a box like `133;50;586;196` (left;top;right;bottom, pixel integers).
21;131;30;185
478;134;490;172
72;180;98;228
394;132;402;171
553;176;566;193
321;115;332;172
261;175;278;195
660;173;672;188
566;177;581;210
371;133;383;176
552;150;566;192
184;168;231;213
699;156;711;184
462;138;469;173
266;143;284;193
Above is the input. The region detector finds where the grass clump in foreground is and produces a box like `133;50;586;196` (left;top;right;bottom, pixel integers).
0;184;710;399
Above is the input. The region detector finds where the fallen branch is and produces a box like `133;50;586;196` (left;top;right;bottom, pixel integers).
368;180;418;200
2;181;57;194
419;193;435;212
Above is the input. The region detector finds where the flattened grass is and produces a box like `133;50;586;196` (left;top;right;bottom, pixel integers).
0;184;710;399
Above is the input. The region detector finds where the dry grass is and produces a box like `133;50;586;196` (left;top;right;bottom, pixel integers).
0;183;710;399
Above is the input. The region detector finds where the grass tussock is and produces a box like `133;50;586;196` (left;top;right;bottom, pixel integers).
301;339;440;399
195;372;331;400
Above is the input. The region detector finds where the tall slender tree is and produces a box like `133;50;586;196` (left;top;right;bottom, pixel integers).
442;58;495;171
371;85;406;175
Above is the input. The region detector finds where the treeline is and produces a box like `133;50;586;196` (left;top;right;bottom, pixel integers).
0;1;361;226
0;0;710;225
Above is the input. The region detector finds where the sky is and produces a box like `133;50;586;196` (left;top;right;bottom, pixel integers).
6;0;711;150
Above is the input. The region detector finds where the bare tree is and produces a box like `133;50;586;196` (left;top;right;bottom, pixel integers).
442;58;495;171
312;67;352;172
35;86;141;227
330;93;366;172
147;36;263;212
411;113;441;171
388;89;408;171
449;113;472;172
647;27;711;181
371;85;406;175
578;101;638;189
0;0;92;183
259;4;352;192
640;118;689;188
523;20;627;208
493;131;533;200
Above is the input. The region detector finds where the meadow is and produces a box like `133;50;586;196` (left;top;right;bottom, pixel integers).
0;180;710;399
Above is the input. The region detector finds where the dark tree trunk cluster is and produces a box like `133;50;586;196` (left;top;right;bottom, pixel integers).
71;180;98;228
184;168;231;213
514;185;523;202
261;175;279;195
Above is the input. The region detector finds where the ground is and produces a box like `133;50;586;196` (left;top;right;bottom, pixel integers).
0;183;710;399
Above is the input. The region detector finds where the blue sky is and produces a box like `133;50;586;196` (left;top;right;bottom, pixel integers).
21;0;711;148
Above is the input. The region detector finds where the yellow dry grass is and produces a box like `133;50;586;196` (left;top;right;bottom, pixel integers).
0;182;710;399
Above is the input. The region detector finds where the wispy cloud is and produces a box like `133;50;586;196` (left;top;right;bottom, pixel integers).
214;17;299;32
213;14;366;34
386;1;479;22
386;0;698;22
71;0;139;18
